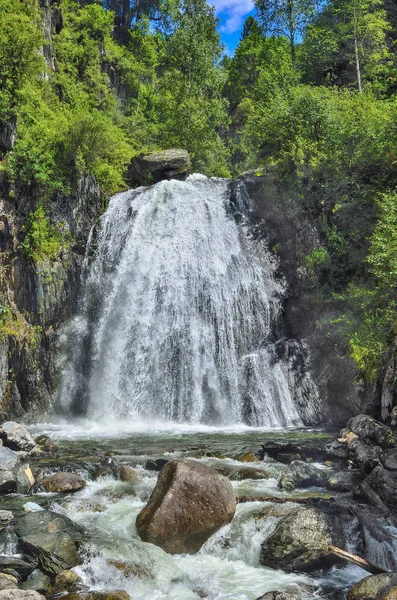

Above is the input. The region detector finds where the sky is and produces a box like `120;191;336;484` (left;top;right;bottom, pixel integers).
210;0;256;55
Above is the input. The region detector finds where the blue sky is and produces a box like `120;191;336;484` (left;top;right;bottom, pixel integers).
210;0;256;55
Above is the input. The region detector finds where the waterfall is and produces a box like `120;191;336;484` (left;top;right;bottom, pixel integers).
59;174;304;426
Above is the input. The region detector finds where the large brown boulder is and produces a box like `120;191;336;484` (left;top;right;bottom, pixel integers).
347;573;397;600
136;459;236;554
41;472;86;493
127;149;190;186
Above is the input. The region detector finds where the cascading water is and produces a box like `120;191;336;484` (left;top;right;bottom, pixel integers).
60;174;304;426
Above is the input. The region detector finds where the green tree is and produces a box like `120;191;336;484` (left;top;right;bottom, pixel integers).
254;0;318;68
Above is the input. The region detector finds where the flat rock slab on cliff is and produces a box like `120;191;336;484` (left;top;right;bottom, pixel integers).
347;573;397;600
41;472;86;493
260;506;340;573
127;149;190;186
348;415;397;449
0;422;36;451
136;459;236;554
14;510;83;576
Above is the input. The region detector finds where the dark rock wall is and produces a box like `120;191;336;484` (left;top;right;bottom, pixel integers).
242;173;377;427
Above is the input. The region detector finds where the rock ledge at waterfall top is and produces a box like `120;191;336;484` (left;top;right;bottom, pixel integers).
127;149;190;186
136;459;236;554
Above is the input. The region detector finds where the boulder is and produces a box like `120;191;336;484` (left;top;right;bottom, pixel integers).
347;573;397;600
0;470;17;494
0;555;37;577
256;592;302;600
381;448;397;471
0;574;19;591
0;446;20;471
0;422;36;452
136;459;236;554
16;465;35;494
358;466;397;510
127;149;190;186
60;593;130;600
348;415;397;449
259;507;340;573
119;465;140;482
229;467;270;481
145;458;169;472
22;570;51;594
34;435;55;454
14;510;82;576
380;588;397;600
278;461;328;491
41;472;86;493
348;438;382;473
47;570;87;595
0;593;45;600
326;470;364;492
0;509;14;523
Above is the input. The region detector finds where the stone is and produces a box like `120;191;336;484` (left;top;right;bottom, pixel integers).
16;465;35;494
278;461;328;491
0;593;45;600
229;467;270;481
256;592;302;600
380;588;397;600
21;570;51;594
41;472;86;493
0;556;38;577
326;470;364;492
0;574;19;591
136;459;236;554
144;458;169;472
381;448;397;471
348;415;397;449
0;470;17;494
0;446;20;471
0;422;36;452
47;570;86;595
34;435;55;453
14;510;82;576
60;593;130;600
24;503;44;513
238;452;257;463
347;573;397;600
119;465;140;482
348;438;382;473
127;149;190;186
107;561;152;580
260;507;339;573
0;509;14;522
358;466;397;510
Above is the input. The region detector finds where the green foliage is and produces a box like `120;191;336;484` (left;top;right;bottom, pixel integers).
20;205;63;264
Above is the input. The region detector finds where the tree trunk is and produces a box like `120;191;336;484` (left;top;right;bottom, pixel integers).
354;35;363;93
328;545;387;575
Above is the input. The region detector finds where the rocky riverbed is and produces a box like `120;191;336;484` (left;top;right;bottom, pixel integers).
1;417;397;599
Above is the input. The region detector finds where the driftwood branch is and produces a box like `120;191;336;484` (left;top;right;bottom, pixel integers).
328;545;387;575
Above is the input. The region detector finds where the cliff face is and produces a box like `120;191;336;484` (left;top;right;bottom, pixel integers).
242;173;378;427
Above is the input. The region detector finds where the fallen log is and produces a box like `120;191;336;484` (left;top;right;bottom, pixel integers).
328;545;388;575
237;495;327;504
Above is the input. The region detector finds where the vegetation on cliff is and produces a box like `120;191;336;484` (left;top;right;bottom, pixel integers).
2;0;397;384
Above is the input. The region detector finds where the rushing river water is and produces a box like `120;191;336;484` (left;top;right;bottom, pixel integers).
11;423;370;600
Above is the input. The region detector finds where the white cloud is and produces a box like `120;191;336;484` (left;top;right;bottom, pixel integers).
210;0;255;35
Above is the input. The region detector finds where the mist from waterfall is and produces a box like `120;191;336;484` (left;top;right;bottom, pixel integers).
59;174;303;427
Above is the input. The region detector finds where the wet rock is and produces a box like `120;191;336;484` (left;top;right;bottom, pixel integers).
16;465;35;494
358;466;397;510
238;452;258;463
0;470;17;494
107;560;152;580
260;507;340;573
14;510;82;576
0;446;20;471
348;438;382;473
0;573;19;591
47;570;86;595
136;459;236;554
347;573;397;600
127;149;190;186
278;461;327;491
22;570;51;594
23;503;44;513
324;440;349;460
381;448;397;471
276;453;302;464
256;592;302;600
0;593;45;600
0;509;14;523
380;588;397;600
145;458;169;472
0;422;36;452
326;470;364;492
41;472;86;493
60;593;130;600
348;415;397;449
0;555;38;577
92;457;120;480
229;467;270;481
34;435;55;454
119;465;140;482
